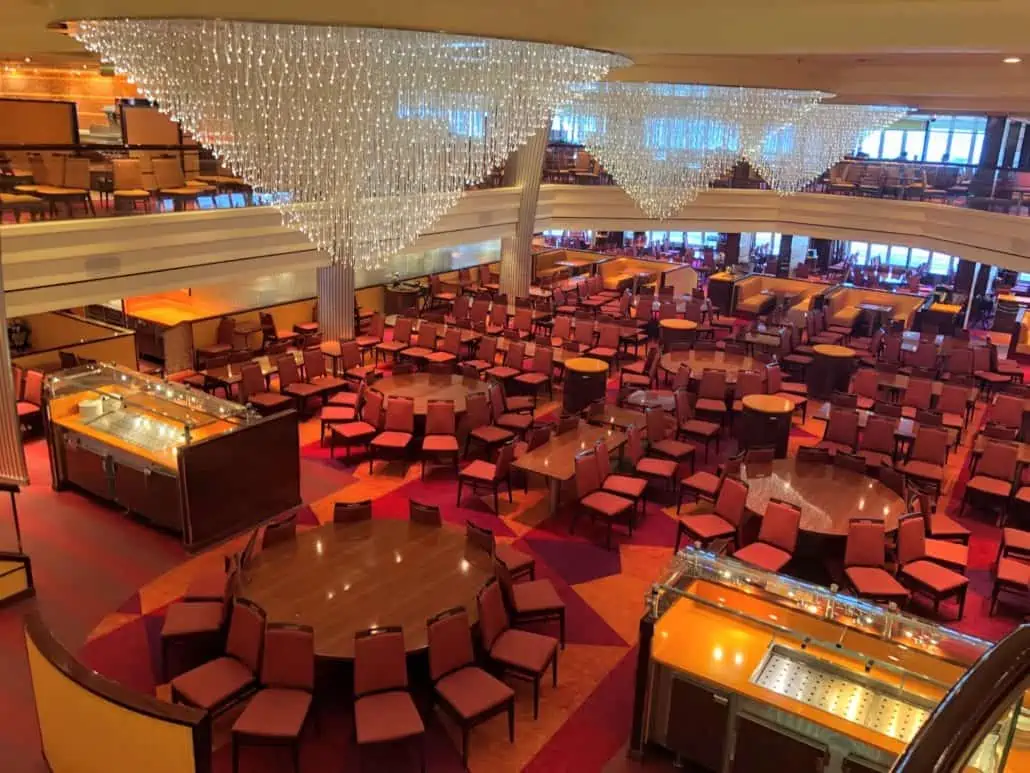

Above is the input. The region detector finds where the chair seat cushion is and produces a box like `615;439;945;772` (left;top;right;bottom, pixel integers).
1016;487;1030;505
435;666;513;719
424;351;456;364
355;336;381;348
161;601;223;637
966;475;1011;497
460;460;499;482
783;353;814;366
582;490;635;518
1003;527;1030;554
283;383;322;398
778;381;808;396
495;543;534;575
113;188;151;198
328;391;359;407
602;474;647;499
463;359;492;372
233;688;312;738
680;471;720;496
376;341;406;352
250;392;293;410
512;580;564;613
504;396;535;412
636;457;678;477
321;406;357;423
434;292;457;302
856;396;875;411
346;365;376;381
694;398;727;414
858;450;892;469
897;460;944;482
928;514;970;541
622;361;645;375
733;542;791;573
371;431;412;449
354;691;424;744
925;540;968;570
16;402;40;417
197;344;232;357
171;656;255;709
678;513;735;541
652;439;695;460
470;425;514;444
621;373;651;387
515;372;549;386
331;421;377;439
975;370;1011;384
400;346;434;359
680;419;720;438
901;559;968;593
490;628;557;674
844;567;910;600
587;346;618;359
423;435;459;452
311;376;347;392
485;366;521;380
997;556;1030;587
184;571;227;601
498;413;533;432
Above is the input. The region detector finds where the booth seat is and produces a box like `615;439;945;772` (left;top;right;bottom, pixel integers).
1011;313;1030;357
733;276;827;316
598;257;660;291
824;287;926;329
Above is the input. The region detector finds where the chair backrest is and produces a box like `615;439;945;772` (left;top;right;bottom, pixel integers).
367;313;385;339
260;623;315;691
239;362;266;402
735;370;763;398
465;520;495;555
410;499;443;526
759;500;801;553
911;342;936;369
796;445;833;465
825;408;860;448
597;324;620;349
946;348;973;375
988;394;1024;428
226;598;266;674
416;323;436;349
835;452;869;474
879;464;906;497
112;158;146;191
896;513;927;566
883;336;902;363
844;520;886;568
714;477;748;527
477;336;498;366
623;423;644;464
513;307;533;333
489;303;507;327
361;388;384;427
698;369;727;400
470;300;490;324
436;327;460;356
494;442;515;478
552;315;573;340
427;607;475;682
262;514;297;549
575;450;600;499
393;317;414;345
422;400;455;436
277;354;301;388
476;578;510;651
575;321;595;346
936;383;968;415
505;341;526;369
487;382;507;421
302;348;326;380
333;500;372;523
744;447;775;464
902;379;933;410
153;157;186;188
384;396;415;433
557;413;579;434
910;426;948;465
972;345;991;373
853;368;879;399
978;440;1019;480
452;295;470;322
765;363;783;393
353;627;408;697
873;400;902;418
645;407;667;444
463;392;490;432
860;415;896;454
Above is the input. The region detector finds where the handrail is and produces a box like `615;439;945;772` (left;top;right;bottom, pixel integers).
891;624;1030;773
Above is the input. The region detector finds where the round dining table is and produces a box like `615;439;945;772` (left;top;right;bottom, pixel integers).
241;520;494;660
660;349;764;384
738;458;906;539
370;373;489;415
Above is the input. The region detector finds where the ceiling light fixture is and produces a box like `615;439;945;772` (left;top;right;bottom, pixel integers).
73;19;625;269
1004;56;1022;64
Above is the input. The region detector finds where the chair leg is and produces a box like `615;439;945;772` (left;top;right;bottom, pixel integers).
508;699;516;742
533;677;540;719
552;651;558;686
457;479;463;506
559;610;566;649
232;737;240;773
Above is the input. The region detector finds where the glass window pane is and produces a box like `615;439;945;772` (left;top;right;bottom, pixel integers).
930;252;953;275
904;131;927;160
971;133;985;165
910;248;930;271
703;232;720;247
686;232;704;246
888;245;910;267
881;130;904;159
849;241;869;265
925;130;950;162
869;243;889;265
859;131;882;157
668;231;684;244
950;131;974;164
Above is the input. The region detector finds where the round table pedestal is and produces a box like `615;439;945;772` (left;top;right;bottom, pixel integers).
809;344;857;400
564;357;609;414
740;395;794;458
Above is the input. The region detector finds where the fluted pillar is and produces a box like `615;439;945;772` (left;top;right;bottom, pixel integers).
0;257;28;486
499;123;549;298
317;262;355;342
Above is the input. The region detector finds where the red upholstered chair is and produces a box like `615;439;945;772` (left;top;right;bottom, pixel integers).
673;388;721;461
409;499;443;526
161;561;236;681
572;449;636;549
329;388;382;459
477;579;558;719
856;414;896;471
486;340;525;383
514;346;554;402
465;520;534;581
465;390;515;459
678;451;743;512
595;437;647;514
511;306;534;340
486;303;507;336
549;314;573;347
399;321;438;366
429;274;457;310
906;481;969;545
493;558;566;648
303;346;346;395
973;344;1012;397
991;529;1030;614
623;421;676;492
231;623;315;773
674;477;749;553
375;317;413;364
936;383;970;444
262;513;297;550
732;500;800;573
486;382;533;437
277;354;321;415
586;324;621;365
900;378;933;419
987;393;1025;429
336;340;372;385
425;328;461;368
463;336;499;376
196;316;235;366
620;346;658;389
356;313;384;360
171;598;265;713
963;439;1018;518
240;361;293;417
896;425;949;499
896;514;969;619
427;606;515;767
260;312;300;350
458;441;515;513
764;364;807;421
816;408;860;455
842;519;909;605
352;627;425;767
448;294;471;326
333;499;372;523
645;406;695;473
420;400;459;479
694;370;728;422
369;396;415;472
730;370;764;415
17;369;43;432
852;367;880;411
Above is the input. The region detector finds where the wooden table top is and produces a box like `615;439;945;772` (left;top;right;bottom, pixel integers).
587;404;646;430
739;458;906;537
513;423;626;481
565;357;608;374
875;373;977;400
202;350;303;386
813;344;856;359
659;350;763;382
659;319;698;331
625;390;675;411
742;394;793;414
370;374;488;414
241;521;493;659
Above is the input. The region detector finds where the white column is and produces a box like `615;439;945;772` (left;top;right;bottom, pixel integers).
317;262;355;342
0;257;29;486
499;123;549;298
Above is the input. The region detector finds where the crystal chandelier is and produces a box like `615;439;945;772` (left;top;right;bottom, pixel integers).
747;104;911;194
73;20;626;268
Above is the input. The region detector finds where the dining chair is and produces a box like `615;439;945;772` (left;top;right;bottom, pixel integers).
333;500;372;524
678;451;743;513
900;379;933;419
356;313;384;361
303;347;346;395
457;441;515;513
626;420;677;491
817;408;860;455
231;623;315;773
369;396;415;472
834;451;870;475
796;445;833;465
644;405;696;473
964;440;1018;520
732;500;801;573
465;391;515;458
674;477;749;553
842;520;910;606
936;383;971;443
694;369;728;422
421;400;459;479
241;361;293;417
352;627;425;769
897;425;949;500
493;558;566;648
464;336;499;375
375;317;413;364
594;437;647;517
488;382;534;437
410;499;443;526
857;415;896;470
895;514;969;620
161;561;235;681
764;363;808;421
465;521;535;581
427;606;515;768
278;354;322;415
328;388;382;459
572;449;636;550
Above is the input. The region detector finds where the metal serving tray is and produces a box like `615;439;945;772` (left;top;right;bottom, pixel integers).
86;409;185;455
751;645;933;743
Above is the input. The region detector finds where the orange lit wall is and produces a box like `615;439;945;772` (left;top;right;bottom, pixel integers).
0;62;136;132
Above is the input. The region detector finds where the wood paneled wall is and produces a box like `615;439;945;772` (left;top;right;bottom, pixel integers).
0;63;136;134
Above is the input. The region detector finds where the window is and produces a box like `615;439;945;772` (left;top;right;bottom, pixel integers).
971;134;985;165
668;231;684;245
949;131;974;164
925;130;951;162
869;243;889;265
859;131;882;157
849;241;869;265
930;252;955;275
880;130;904;159
686;232;705;247
909;248;930;270
888;245;910;267
904;130;926;160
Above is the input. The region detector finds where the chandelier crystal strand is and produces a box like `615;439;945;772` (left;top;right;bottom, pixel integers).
747;104;911;194
561;83;828;219
73;20;626;268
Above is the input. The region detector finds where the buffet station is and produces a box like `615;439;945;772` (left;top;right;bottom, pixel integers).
43;363;300;550
630;548;991;773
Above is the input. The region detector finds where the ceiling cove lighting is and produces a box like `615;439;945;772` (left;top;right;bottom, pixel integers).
73;19;626;268
1003;57;1022;64
559;83;907;219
